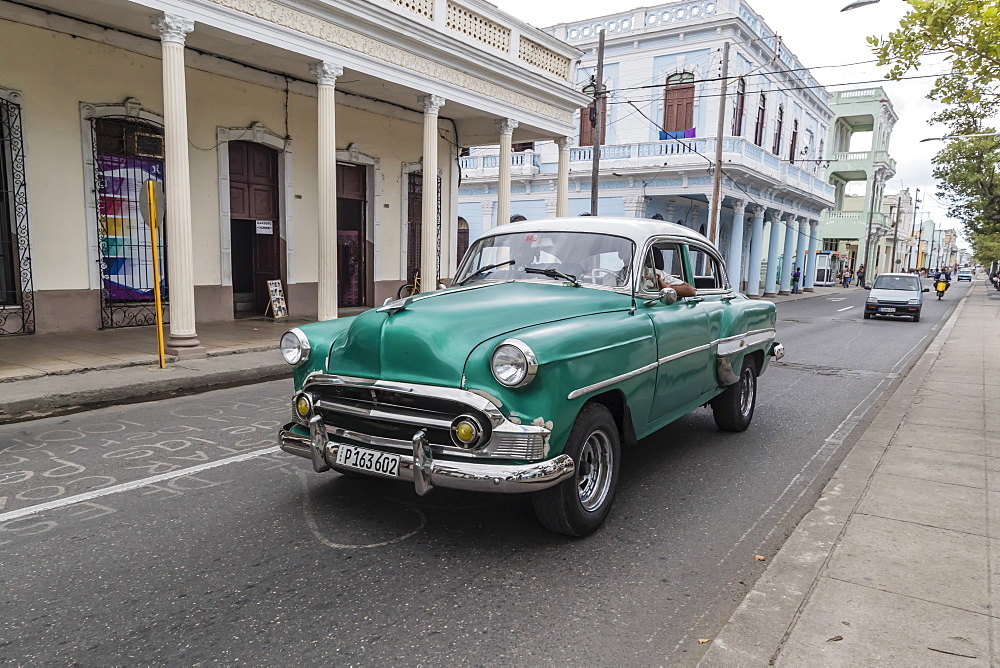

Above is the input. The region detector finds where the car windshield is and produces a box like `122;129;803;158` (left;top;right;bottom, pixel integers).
455;232;636;288
872;275;921;291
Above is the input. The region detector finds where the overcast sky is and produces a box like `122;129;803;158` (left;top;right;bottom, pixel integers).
493;0;961;234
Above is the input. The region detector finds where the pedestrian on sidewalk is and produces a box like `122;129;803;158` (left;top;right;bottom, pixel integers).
843;267;852;288
791;267;801;294
857;264;866;288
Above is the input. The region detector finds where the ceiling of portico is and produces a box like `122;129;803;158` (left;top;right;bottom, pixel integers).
12;0;575;143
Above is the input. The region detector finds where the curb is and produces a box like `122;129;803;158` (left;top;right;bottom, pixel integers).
698;289;971;667
0;350;291;424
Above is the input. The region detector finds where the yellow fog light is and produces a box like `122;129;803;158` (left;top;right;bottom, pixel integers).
450;415;484;449
295;393;313;420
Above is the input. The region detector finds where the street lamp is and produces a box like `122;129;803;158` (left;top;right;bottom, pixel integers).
920;131;1000;142
841;0;880;10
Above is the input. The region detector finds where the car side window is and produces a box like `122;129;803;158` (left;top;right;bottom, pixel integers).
641;242;685;293
687;246;726;291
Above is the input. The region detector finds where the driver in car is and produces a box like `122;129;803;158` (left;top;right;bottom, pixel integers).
616;247;696;297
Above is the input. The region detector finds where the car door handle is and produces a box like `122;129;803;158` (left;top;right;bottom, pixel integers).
721;294;737;301
685;296;704;303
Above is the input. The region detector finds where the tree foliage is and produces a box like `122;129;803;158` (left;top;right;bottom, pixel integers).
970;231;1000;265
869;0;1000;104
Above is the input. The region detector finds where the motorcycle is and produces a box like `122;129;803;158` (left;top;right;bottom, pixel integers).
935;278;950;300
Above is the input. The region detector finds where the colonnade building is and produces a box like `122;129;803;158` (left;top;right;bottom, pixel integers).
0;0;586;348
458;0;836;296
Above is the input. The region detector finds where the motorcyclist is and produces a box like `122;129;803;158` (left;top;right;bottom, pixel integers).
934;267;951;299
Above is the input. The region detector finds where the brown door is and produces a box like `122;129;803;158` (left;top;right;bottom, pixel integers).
229;142;280;315
406;172;422;284
337;163;366;308
663;80;694;132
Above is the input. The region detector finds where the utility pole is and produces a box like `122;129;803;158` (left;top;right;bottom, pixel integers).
862;172;877;281
888;202;899;272
708;40;730;244
910;188;921;271
589;29;606;216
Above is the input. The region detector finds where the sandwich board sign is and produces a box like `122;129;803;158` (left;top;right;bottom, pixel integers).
266;279;288;319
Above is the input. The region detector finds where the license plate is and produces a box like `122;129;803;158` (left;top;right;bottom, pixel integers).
335;444;400;478
878;307;896;313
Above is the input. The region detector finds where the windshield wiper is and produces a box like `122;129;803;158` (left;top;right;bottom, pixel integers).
524;267;580;286
457;259;515;286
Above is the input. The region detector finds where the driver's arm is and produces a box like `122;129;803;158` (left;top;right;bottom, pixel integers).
658;272;697;297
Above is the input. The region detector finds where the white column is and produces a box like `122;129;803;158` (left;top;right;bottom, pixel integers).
763;210;782;297
778;213;797;294
665;200;677;224
555;137;570;217
420;95;445;286
312;62;342;320
154;14;204;358
623;194;648;219
726;199;747;288
745;205;765;297
496;119;517;225
794;216;808;283
804;220;820;291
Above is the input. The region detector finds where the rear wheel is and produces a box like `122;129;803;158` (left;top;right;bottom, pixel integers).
711;355;758;432
532;403;620;537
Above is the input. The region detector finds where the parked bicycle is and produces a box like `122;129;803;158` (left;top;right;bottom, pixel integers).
396;275;421;300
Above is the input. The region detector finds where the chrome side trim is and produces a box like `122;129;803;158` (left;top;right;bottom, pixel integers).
567;328;777;400
279;423;574;494
567;360;659;400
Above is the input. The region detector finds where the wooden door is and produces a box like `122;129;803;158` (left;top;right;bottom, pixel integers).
229;142;279;314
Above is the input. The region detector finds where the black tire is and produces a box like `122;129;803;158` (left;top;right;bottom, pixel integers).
913;313;920;322
711;355;758;432
937;293;943;300
396;283;417;300
532;403;621;537
863;312;871;320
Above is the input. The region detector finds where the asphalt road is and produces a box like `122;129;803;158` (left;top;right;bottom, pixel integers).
0;279;971;665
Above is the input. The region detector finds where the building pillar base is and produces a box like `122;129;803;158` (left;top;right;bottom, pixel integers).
165;334;207;359
803;287;815;292
763;292;777;298
747;294;762;299
778;290;791;296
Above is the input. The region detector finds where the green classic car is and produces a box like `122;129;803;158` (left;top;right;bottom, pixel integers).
278;218;782;536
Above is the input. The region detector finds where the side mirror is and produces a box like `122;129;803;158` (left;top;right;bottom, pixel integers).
658;287;678;305
922;287;930;292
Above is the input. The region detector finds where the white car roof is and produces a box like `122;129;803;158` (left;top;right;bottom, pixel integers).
479;217;711;248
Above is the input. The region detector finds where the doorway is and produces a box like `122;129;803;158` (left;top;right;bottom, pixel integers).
229;141;280;316
337;163;366;308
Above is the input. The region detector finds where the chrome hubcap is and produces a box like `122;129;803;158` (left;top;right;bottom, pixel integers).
577;429;613;512
739;367;755;418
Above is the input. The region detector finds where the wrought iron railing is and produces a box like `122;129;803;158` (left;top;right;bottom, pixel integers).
0;94;34;335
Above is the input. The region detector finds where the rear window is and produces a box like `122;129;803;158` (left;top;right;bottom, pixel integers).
872;275;921;291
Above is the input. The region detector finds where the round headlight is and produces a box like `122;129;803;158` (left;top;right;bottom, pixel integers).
491;339;538;388
280;328;311;366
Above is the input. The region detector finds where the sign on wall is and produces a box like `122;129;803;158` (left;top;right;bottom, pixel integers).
255;220;273;235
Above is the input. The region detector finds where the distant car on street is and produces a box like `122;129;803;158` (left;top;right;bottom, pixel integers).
865;273;929;322
957;269;973;281
277;218;783;536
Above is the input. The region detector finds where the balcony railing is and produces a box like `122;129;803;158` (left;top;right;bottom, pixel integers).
459;153;541;170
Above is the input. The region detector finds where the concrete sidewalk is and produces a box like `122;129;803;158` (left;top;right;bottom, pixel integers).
701;281;1000;666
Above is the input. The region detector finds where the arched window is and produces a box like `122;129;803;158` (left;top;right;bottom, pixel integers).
789;119;799;163
754;93;767;146
772;105;784;155
732;77;746;136
456;217;470;265
663;72;695;133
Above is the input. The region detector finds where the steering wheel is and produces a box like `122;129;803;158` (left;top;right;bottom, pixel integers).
580;267;618;284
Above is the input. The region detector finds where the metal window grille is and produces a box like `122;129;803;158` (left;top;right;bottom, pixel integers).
0;96;34;335
92;116;169;328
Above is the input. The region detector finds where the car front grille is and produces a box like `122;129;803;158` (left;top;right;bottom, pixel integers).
301;377;547;461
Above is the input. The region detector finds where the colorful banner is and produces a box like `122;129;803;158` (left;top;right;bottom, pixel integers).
97;154;165;301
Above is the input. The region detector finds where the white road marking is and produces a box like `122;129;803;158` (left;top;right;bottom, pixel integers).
828;298;847;302
837;306;855;312
0;446;281;524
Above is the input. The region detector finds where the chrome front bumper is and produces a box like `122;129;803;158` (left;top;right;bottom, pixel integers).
279;421;574;495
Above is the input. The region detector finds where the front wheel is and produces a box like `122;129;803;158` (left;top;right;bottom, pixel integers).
396;283;419;300
711;355;758;432
913;313;920;322
532;403;620;537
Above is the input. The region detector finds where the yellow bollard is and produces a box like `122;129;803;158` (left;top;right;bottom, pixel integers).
145;180;166;369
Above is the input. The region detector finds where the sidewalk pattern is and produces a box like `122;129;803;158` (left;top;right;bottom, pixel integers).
703;282;999;666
